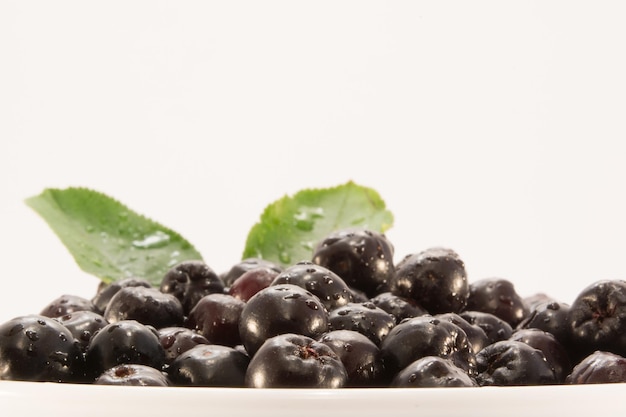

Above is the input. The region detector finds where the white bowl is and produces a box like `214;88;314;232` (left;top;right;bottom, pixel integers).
1;380;625;417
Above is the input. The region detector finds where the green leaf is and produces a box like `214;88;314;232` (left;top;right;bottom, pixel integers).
242;181;394;267
25;187;203;285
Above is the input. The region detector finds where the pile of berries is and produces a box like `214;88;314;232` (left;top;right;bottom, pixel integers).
2;228;626;388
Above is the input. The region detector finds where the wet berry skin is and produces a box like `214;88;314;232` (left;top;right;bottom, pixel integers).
238;284;328;356
94;364;170;386
391;356;478;388
168;344;249;387
476;340;557;386
318;330;387;387
567;280;626;362
157;327;210;364
517;300;571;347
380;315;476;377
271;261;354;311
435;313;489;355
84;320;166;381
91;277;152;314
370;292;427;324
221;258;284;288
160;260;225;314
459;311;513;345
312;228;395;298
245;333;347;388
104;286;185;329
0;315;85;382
392;247;469;314
187;293;244;347
228;266;280;302
566;351;626;384
510;328;572;383
40;294;98;318
328;302;395;346
54;310;108;352
465;277;529;327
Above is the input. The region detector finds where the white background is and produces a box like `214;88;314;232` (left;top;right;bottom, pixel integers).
1;1;626;322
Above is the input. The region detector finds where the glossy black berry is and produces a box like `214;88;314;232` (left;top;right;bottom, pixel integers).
0;315;85;382
187;293;244;347
245;333;347;388
168;344;249;387
370;292;427;324
271;261;354;311
40;294;97;318
465;278;529;327
459;311;513;345
510;328;572;383
239;284;329;356
391;356;478;388
435;313;489;355
567;280;626;362
328;302;395;346
91;277;153;314
54;310;108;352
104;286;184;329
566;351;626;384
392;247;468;314
380;315;476;377
157;327;210;364
84;320;166;380
312;228;395;298
94;364;170;386
220;258;284;287
517;301;571;350
318;330;386;387
228;266;280;302
160;260;224;314
476;340;556;386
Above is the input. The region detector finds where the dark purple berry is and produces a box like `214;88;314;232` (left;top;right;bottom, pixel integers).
228;266;280;302
104;286;184;329
84;320;166;380
510;328;572;383
312;228;395;298
328;302;395;346
245;333;347;388
476;340;556;386
380;315;476;377
435;313;489;355
567;280;626;362
319;330;386;387
370;292;427;324
271;261;354;311
459;311;513;344
465;278;529;327
517;301;571;349
238;284;328;356
0;315;85;382
94;364;170;386
160;260;224;314
157;327;210;364
187;293;244;347
168;344;249;387
566;351;626;384
91;277;152;314
54;310;108;352
392;247;468;314
391;356;477;388
40;294;97;318
221;258;283;287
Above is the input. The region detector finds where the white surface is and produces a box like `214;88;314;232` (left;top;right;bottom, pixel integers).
1;2;626;321
1;380;626;417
